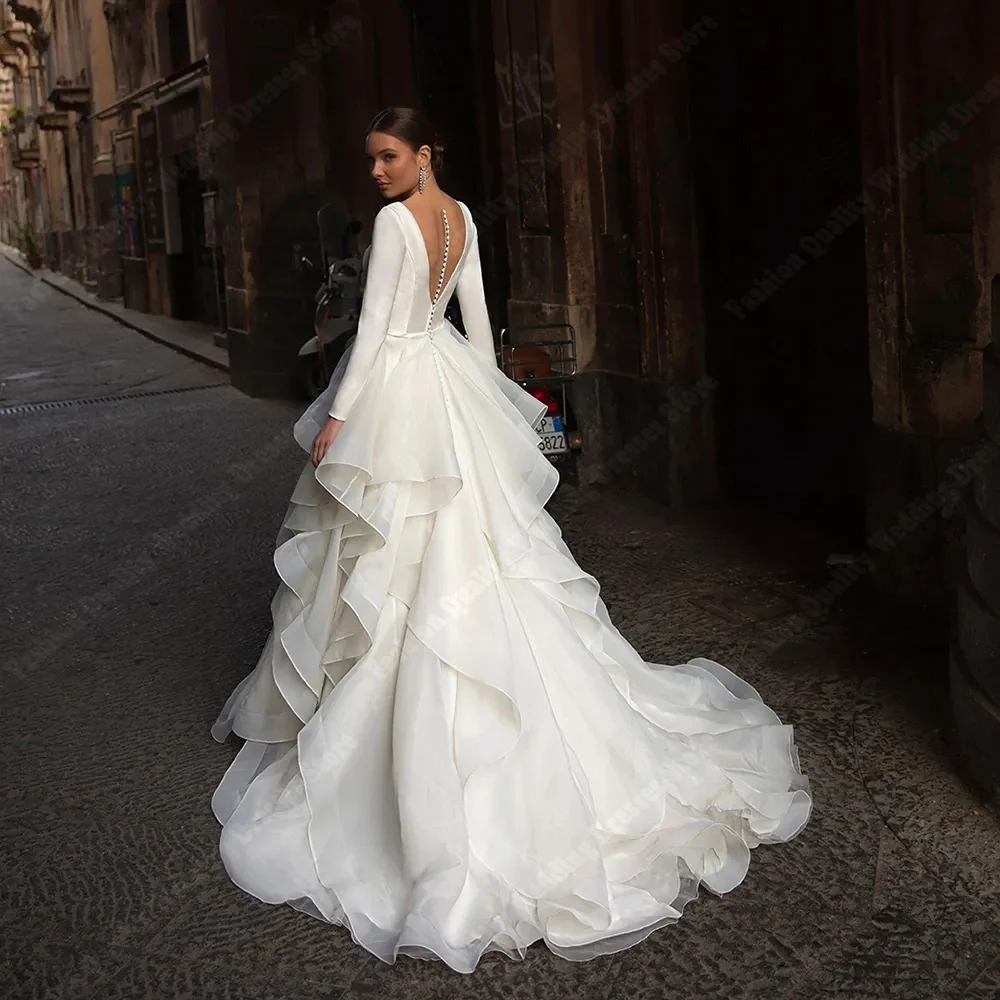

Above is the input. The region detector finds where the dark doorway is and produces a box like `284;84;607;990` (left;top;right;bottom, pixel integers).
687;0;871;543
169;158;218;324
409;0;508;329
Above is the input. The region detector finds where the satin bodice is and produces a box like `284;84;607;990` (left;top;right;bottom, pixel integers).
329;199;496;421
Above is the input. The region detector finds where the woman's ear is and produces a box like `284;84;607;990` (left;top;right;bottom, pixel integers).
418;144;432;168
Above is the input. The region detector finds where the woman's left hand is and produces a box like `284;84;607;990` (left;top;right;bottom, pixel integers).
311;416;345;467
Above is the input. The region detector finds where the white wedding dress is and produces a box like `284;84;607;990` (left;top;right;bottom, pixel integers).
211;199;811;974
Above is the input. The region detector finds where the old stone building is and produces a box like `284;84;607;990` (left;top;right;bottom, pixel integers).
196;0;720;500
96;0;217;320
0;0;217;315
0;0;998;793
195;0;985;558
0;3;43;247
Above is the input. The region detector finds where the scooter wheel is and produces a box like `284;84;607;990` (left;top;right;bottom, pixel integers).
296;354;327;401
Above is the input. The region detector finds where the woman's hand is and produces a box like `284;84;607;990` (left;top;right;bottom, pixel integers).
311;416;345;467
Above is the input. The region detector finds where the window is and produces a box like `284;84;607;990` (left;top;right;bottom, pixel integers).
167;0;191;73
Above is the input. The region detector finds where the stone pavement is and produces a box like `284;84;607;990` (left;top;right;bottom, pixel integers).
1;256;999;1000
0;243;228;377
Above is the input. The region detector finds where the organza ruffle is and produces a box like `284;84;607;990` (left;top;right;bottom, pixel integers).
211;323;811;973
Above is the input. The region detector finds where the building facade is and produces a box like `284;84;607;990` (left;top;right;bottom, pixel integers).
1;0;999;786
0;0;220;318
0;3;43;252
0;0;992;590
194;0;719;506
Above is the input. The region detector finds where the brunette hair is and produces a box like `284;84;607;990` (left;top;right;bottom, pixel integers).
366;107;446;175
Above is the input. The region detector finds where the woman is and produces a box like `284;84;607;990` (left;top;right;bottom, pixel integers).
211;107;811;974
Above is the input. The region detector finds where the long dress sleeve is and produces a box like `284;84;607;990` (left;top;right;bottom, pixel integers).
456;224;499;367
329;205;406;421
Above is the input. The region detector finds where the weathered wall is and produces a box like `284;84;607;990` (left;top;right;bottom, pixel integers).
8;0;121;292
83;0;118;295
203;0;366;395
492;0;714;507
951;0;1000;800
204;0;490;396
860;0;987;609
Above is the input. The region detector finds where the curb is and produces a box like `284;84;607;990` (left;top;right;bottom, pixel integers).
0;244;230;375
1;244;33;278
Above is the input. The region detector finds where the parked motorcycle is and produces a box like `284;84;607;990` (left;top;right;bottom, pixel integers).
294;201;366;400
499;324;583;470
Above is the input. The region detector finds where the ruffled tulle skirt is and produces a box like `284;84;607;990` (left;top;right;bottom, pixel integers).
211;323;811;973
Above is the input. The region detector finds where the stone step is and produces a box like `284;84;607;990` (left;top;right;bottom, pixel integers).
950;641;1000;801
966;495;1000;618
985;342;1000;444
956;572;1000;707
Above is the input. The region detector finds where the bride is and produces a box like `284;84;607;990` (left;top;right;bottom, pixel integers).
211;106;811;974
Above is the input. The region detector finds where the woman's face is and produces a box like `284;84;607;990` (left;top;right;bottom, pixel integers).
366;131;428;199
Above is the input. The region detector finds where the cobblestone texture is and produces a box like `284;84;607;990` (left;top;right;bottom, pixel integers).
1;258;999;999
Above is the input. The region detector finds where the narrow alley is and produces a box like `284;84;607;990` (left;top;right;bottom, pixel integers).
2;260;999;999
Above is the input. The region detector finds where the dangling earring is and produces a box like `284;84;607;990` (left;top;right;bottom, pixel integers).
418;164;427;193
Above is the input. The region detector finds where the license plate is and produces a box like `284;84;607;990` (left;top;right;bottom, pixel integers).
537;414;568;455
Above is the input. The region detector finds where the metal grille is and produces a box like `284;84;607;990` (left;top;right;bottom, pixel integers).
0;382;230;417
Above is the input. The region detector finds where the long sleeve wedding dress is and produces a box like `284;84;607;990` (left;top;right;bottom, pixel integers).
210;199;811;974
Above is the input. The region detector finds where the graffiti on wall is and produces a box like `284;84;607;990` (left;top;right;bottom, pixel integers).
495;47;557;129
114;169;140;258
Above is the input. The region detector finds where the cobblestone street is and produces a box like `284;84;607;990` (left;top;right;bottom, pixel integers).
2;258;999;999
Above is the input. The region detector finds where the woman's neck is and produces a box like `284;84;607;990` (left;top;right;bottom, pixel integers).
400;178;443;203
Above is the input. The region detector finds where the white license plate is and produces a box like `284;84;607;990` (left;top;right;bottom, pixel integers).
537;414;568;455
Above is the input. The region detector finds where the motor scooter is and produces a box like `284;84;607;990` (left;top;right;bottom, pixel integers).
499;324;584;470
294;201;366;400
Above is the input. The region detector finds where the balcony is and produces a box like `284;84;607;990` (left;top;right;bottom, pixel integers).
13;141;39;169
2;26;30;51
0;35;23;72
8;1;43;30
36;109;69;130
49;77;90;112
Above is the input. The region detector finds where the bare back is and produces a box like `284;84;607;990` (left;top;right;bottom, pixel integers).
400;193;468;304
